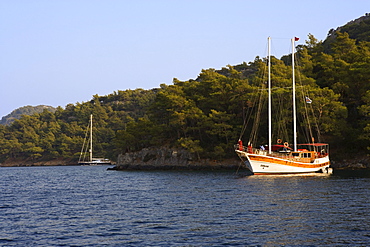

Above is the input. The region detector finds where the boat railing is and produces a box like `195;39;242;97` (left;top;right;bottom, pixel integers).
235;145;270;156
234;144;251;153
234;144;328;162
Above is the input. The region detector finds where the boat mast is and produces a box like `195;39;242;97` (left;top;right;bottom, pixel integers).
292;38;297;151
90;114;93;162
268;37;272;154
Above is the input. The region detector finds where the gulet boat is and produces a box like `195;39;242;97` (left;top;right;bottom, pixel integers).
235;37;332;175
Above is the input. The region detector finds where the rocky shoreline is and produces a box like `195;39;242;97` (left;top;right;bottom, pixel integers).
0;158;78;167
1;147;369;171
109;147;246;171
330;156;370;170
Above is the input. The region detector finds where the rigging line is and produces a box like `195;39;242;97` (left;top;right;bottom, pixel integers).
295;93;311;143
235;160;243;175
269;38;294;62
239;88;262;140
239;59;268;141
299;85;322;142
269;37;295;40
250;57;269;145
239;87;256;139
257;85;304;91
295;55;315;141
294;55;321;143
250;87;266;145
239;107;252;140
310;91;323;142
275;91;290;143
79;121;90;162
302;93;314;141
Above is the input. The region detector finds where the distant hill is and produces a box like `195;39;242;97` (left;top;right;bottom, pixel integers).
0;105;57;125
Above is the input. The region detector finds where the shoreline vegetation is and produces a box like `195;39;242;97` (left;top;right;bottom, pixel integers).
1;147;369;171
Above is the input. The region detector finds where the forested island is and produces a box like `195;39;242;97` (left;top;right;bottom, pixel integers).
1;15;370;169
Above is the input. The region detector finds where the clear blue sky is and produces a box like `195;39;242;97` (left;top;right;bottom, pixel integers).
0;0;368;118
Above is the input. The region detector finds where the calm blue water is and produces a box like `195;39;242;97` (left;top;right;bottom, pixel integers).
0;166;369;246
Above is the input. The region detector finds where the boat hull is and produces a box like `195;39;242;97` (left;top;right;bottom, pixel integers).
236;150;330;175
78;160;112;165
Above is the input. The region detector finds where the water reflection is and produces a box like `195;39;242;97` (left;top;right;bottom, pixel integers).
333;169;370;178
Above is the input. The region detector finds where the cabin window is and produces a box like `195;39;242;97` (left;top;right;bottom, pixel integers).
292;153;300;157
302;153;311;158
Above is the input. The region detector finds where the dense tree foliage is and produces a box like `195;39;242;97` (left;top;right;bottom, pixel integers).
0;89;156;162
1;15;370;162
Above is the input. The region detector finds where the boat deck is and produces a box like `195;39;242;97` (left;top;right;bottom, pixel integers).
235;145;329;164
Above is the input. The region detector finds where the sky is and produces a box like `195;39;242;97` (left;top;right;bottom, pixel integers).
0;0;368;118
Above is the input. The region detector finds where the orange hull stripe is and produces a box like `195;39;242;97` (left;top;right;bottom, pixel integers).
248;155;330;168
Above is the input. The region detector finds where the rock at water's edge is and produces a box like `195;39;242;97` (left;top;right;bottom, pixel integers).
114;147;243;171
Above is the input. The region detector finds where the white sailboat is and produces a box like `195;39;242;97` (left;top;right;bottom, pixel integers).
235;37;331;175
78;114;111;165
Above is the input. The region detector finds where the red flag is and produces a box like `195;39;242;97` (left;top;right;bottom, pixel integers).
294;37;299;41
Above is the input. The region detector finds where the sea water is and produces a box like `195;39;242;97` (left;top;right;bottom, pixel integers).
0;166;369;246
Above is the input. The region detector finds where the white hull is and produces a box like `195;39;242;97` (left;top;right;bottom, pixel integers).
236;150;331;175
78;159;111;165
79;161;112;165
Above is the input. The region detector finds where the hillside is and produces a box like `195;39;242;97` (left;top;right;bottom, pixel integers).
323;13;370;51
0;105;56;126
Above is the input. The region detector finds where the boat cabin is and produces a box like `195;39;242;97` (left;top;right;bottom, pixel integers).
290;150;316;162
297;143;329;157
288;143;329;162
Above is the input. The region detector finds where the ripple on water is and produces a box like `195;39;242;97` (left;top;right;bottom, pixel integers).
0;166;369;246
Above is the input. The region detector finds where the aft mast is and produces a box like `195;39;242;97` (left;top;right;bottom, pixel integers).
292;38;297;151
89;114;93;162
268;37;272;154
